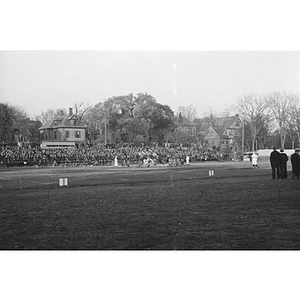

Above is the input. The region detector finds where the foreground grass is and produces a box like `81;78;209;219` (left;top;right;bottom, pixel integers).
1;161;300;250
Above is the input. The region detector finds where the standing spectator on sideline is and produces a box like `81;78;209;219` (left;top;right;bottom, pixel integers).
270;147;281;179
186;154;190;166
114;155;118;167
291;148;300;180
251;152;258;168
279;149;288;179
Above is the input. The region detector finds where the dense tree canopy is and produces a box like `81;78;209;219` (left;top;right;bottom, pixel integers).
0;103;12;143
0;103;28;143
84;93;175;145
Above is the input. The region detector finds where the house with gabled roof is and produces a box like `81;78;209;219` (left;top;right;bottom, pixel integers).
38;108;87;147
194;114;243;155
177;114;197;135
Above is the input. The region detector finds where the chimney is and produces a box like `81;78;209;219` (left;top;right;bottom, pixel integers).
69;107;73;115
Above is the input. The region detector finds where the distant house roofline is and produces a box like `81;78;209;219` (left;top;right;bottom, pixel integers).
178;117;197;127
38;107;87;131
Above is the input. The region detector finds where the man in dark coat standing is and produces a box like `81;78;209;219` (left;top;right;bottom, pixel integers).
270;147;281;179
291;149;300;179
279;149;289;178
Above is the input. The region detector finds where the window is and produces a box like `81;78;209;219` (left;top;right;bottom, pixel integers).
75;131;81;138
54;131;57;139
236;122;240;127
66;131;70;138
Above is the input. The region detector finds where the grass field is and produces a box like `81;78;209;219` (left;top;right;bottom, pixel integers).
1;160;300;250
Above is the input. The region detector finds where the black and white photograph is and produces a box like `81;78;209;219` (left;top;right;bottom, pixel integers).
1;1;300;299
1;50;300;250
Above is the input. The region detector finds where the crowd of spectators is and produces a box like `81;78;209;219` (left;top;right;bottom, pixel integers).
0;144;225;168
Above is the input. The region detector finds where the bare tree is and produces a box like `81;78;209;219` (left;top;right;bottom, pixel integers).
73;102;93;123
268;91;298;149
35;108;67;125
234;93;272;151
177;105;198;121
288;95;300;148
201;107;220;118
220;104;236;118
83;102;106;143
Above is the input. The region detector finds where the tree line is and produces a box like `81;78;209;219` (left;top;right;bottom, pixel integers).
234;91;300;151
1;91;300;150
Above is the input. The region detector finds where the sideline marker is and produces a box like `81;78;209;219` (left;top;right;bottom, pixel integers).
209;170;214;176
59;178;69;187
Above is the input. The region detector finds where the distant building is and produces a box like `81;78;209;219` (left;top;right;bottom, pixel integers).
38;108;87;147
11;118;42;145
177;114;197;135
194;114;243;156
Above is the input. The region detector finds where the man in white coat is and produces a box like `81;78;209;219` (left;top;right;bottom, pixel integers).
186;155;190;166
251;152;258;168
114;156;118;167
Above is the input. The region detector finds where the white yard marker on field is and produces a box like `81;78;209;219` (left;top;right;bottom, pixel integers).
59;178;69;187
209;170;214;176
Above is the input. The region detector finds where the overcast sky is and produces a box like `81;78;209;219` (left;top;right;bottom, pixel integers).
1;50;299;119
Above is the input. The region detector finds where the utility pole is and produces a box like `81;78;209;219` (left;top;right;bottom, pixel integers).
104;111;107;145
241;118;245;160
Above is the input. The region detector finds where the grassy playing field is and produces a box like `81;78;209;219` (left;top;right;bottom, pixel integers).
1;160;300;250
